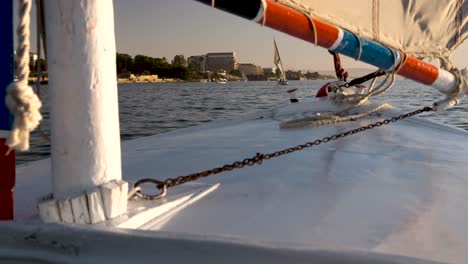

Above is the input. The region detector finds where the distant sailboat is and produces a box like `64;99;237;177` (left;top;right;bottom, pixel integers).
273;39;288;85
216;77;227;84
241;71;248;82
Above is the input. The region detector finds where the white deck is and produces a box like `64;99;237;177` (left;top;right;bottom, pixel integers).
8;100;468;263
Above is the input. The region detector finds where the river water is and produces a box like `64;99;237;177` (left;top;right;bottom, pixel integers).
17;80;468;164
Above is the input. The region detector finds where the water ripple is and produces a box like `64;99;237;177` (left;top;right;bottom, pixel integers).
16;80;468;164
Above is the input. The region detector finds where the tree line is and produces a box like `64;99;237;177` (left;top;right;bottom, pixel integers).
25;53;193;80
26;53;334;81
117;53;191;80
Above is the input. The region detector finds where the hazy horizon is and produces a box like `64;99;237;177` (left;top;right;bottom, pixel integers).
14;0;468;72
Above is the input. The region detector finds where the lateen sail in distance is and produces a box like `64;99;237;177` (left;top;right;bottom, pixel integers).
241;71;248;81
276;0;468;59
273;39;287;84
273;40;281;69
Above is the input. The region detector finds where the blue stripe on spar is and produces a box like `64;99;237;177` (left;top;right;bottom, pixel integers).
332;29;396;71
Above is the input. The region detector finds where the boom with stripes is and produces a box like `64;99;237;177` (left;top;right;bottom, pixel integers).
195;0;459;95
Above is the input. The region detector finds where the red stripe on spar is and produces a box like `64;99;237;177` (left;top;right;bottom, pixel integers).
261;0;339;49
398;56;439;85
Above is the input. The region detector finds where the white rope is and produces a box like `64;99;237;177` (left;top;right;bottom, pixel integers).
354;33;363;61
432;55;468;111
329;73;396;106
280;103;392;128
5;0;42;151
439;56;454;72
279;72;396;129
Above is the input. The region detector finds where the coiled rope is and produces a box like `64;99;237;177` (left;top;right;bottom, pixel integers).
433;56;468;111
5;0;42;151
279;69;397;128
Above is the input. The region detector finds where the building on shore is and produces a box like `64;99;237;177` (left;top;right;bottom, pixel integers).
205;52;237;73
263;67;275;76
29;52;38;65
237;63;263;76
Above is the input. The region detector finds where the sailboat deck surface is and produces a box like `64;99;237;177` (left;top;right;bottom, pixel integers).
12;101;468;263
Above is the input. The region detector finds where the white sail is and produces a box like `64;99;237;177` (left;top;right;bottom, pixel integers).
273;39;287;81
276;0;468;59
241;71;248;81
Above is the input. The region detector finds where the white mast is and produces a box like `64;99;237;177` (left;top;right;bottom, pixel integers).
44;0;122;199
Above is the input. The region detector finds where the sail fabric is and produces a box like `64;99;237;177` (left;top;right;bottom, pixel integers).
273;40;286;79
275;0;468;59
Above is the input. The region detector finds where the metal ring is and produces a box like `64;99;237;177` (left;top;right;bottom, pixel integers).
133;179;167;200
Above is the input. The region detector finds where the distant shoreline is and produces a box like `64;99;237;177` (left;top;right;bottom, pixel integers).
116;78;337;84
30;77;342;85
117;78;181;84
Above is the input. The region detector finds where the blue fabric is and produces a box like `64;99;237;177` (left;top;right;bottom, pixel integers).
0;0;14;131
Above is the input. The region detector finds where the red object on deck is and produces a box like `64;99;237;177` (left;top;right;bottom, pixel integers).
316;82;332;97
0;138;15;220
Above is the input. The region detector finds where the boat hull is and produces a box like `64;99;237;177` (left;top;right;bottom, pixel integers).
0;221;442;264
9;99;468;263
278;79;288;85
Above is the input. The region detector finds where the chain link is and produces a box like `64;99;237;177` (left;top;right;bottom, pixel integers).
133;106;433;199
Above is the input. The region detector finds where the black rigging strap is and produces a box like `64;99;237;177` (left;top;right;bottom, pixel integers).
347;70;386;87
329;50;386;87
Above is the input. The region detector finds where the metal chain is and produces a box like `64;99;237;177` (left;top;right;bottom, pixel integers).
132;106;433;200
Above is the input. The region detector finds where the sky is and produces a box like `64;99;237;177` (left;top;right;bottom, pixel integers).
16;0;468;72
112;0;372;71
112;0;468;71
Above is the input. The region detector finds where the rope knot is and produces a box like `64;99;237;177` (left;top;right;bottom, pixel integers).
5;0;42;151
5;81;42;151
